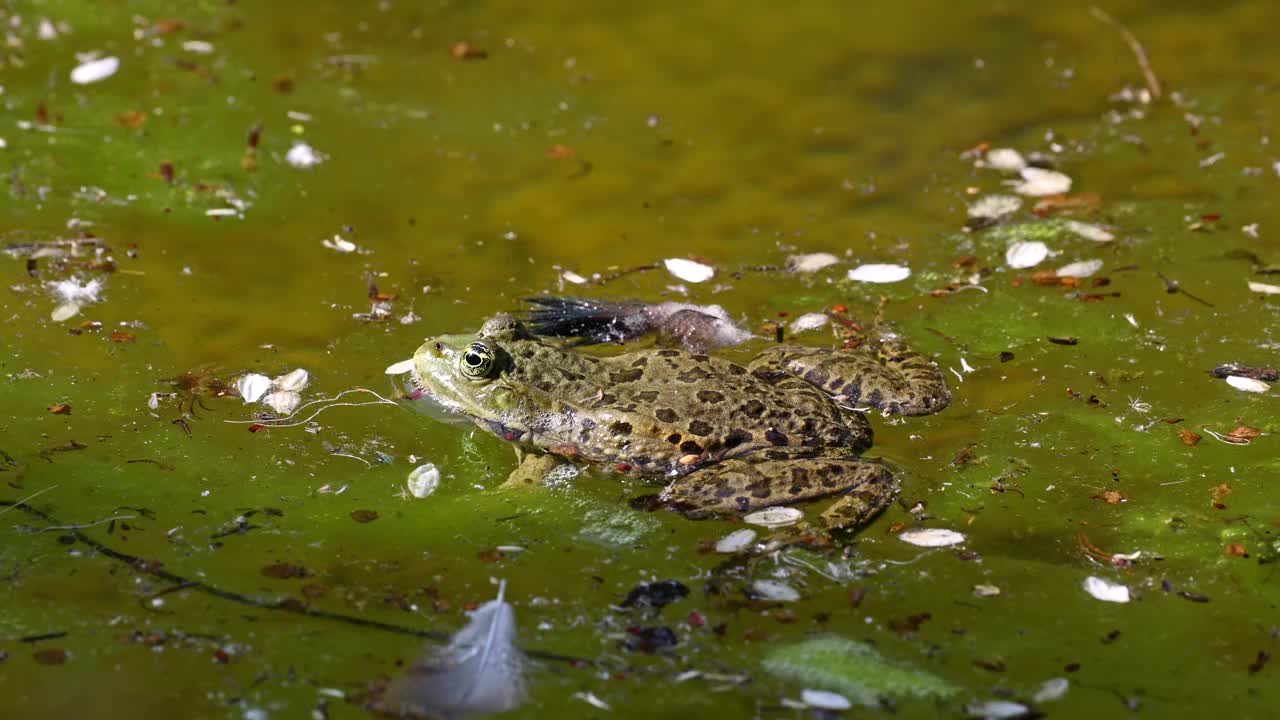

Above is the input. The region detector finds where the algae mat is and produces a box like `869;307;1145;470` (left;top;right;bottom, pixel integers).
2;1;1280;718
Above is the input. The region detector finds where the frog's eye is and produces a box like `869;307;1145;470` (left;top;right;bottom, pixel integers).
459;341;497;379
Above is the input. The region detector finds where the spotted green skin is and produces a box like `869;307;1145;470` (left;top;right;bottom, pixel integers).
410;314;950;529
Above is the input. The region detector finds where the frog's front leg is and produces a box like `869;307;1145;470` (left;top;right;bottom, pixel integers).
658;448;896;530
502;450;565;488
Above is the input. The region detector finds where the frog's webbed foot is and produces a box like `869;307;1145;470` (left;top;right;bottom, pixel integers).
658;450;896;531
750;340;950;416
502;451;566;488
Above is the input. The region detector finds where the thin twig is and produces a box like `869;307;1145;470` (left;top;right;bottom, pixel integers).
1090;6;1162;102
0;485;57;519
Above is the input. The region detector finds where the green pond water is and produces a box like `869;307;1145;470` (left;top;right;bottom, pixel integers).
3;1;1280;718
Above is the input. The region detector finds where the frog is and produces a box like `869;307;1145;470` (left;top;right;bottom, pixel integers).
406;312;950;529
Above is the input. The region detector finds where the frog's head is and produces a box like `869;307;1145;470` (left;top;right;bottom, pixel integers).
408;314;545;441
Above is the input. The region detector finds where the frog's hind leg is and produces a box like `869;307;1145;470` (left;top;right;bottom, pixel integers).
751;341;950;416
659;449;895;526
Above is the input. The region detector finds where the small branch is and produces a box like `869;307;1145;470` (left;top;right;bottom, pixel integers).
1090;6;1162;102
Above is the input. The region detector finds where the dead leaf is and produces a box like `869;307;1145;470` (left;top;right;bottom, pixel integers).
1225;543;1248;557
46;403;71;415
350;509;379;523
1209;483;1233;500
545;144;577;159
110;331;136;343
261;563;310;579
1177;429;1202;446
32;648;68;665
116;110;147;129
1092;490;1128;505
1227;425;1262;440
1031;192;1103;216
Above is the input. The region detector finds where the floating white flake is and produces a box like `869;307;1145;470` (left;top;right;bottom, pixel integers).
714;528;757;554
800;689;851;711
973;584;1001;598
237;374;271;403
966;700;1032;720
788;252;840;273
321;235;357;253
205;208;239;218
0;137;7;149
967;194;1022;220
70;56;120;85
1057;259;1103;278
1033;678;1070;704
407;463;441;498
572;692;610;711
264;389;301;415
50;277;104;304
981;148;1027;171
1247;280;1280;295
272;368;309;392
663;258;715;283
182;40;215;54
847;263;910;283
1063;219;1115;243
560;269;588;284
285;142;325;169
1225;375;1270;393
1005;241;1048;269
752;579;801;602
898;528;966;547
1082;576;1130;603
789;313;829;333
50;302;80;322
1011;167;1072;196
743;506;803;528
385;359;415;375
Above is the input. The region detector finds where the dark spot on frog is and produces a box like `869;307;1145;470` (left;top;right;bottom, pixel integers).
742;399;766;417
631;357;648;367
657;350;680;357
680;440;703;454
696;389;725;404
727;364;748;376
611;421;632;436
611;368;644;384
828;377;845;392
656;408;680;423
766;449;790;460
687;420;713;436
633;390;659;403
765;429;788;446
666;433;682;444
724;429;753;448
597;393;617;406
691;354;709;363
803;368;829;387
676;368;712;383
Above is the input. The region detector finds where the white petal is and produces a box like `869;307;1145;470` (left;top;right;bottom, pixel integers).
1011;167;1072;196
714;529;758;554
788;252;840;273
285;142;324;169
264;389;301;415
50;302;80;322
1225;375;1270;393
663;258;715;283
1063;220;1116;243
1082;575;1130;603
147;392;160;410
981;148;1027;172
322;235;357;252
407;463;441;498
237;374;272;403
1057;259;1103;278
70;56;119;85
967;194;1022;219
801;689;851;711
1247;280;1280;295
789;313;829;334
1005;241;1048;269
898;528;966;547
743;506;804;528
561;269;588;284
385;359;415;375
847;263;911;283
1033;678;1070;704
751;579;801;602
966;700;1031;719
272;368;310;392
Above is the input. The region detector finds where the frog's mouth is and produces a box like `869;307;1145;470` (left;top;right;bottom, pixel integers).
402;368;533;443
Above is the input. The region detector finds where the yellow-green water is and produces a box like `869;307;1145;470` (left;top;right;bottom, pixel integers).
3;1;1280;718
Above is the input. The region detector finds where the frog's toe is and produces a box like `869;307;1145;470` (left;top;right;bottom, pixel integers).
820;482;898;530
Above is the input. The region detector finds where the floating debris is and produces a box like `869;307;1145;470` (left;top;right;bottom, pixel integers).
273;368;309;392
1224;375;1270;393
788;253;840;273
237;374;271;403
1033;677;1070;703
763;635;956;706
743;506;803;528
789;313;829;334
973;584;1001;598
264;389;300;415
70;56;119;85
406;463;441;498
801;689;852;711
321;235;357;253
898;528;966;547
1248;280;1280;295
385;358;415;375
1082;575;1130;603
965;700;1032;719
980;148;1027;172
752;579;801;602
1057;259;1103;278
967;194;1022;221
50;303;80;322
1063;219;1115;243
1005;241;1048;269
714;528;758;554
285;142;325;169
1011;167;1072;196
847;263;910;283
663;258;714;283
620;580;689;609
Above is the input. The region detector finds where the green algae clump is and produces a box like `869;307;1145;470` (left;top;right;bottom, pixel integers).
763;635;957;706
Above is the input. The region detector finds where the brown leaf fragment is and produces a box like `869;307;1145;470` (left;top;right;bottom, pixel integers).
32;648;68;665
1159;417;1184;424
1031;269;1061;286
349;509;379;523
1092;489;1128;505
116;110;147;129
1209;483;1232;500
1227;425;1262;440
1048;336;1078;346
110;331;136;343
545;144;577;159
1209;364;1278;382
46;403;71;415
159;162;174;185
1176;429;1202;446
1177;590;1210;603
261;563;310;579
1224;543;1248;558
1248;651;1271;675
1031;192;1103;216
450;41;487;60
848;587;867;609
888;612;931;634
